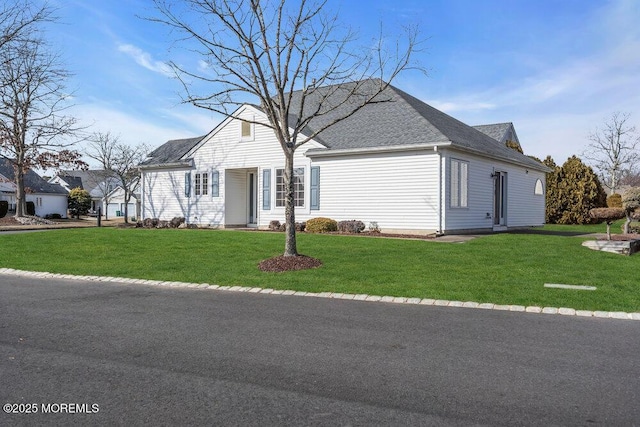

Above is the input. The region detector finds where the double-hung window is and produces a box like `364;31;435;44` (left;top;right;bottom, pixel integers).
194;172;209;196
275;168;304;207
451;159;468;208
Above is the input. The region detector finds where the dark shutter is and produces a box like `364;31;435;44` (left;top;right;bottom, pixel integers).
185;172;191;197
211;170;219;197
310;166;320;210
262;169;271;210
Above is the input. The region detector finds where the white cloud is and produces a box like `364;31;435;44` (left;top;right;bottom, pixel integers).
117;44;174;77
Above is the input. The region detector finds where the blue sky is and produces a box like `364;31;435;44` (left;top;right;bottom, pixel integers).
46;0;640;166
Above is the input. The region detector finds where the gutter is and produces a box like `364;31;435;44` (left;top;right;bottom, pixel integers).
305;142;451;158
138;159;194;171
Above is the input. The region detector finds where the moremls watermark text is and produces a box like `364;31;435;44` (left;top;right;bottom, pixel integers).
3;403;99;414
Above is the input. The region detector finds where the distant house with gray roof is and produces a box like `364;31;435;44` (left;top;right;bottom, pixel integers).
0;157;68;217
139;80;549;234
50;170;140;219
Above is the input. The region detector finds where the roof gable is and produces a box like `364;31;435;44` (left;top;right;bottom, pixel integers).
0;157;67;195
140;136;204;166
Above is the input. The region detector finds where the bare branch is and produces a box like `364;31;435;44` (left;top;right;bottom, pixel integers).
148;0;427;256
584;112;640;194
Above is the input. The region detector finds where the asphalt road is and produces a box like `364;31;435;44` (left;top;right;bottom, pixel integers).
1;274;639;426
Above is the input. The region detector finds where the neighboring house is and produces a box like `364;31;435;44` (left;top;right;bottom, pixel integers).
140;80;549;235
50;170;140;219
0;157;68;217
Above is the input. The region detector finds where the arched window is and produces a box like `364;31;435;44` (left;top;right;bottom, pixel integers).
534;179;544;195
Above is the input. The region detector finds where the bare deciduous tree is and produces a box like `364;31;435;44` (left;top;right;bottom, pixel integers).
86;132;149;224
151;0;424;256
584;112;640;195
0;1;85;217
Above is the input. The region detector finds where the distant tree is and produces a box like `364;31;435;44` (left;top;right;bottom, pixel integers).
619;169;640;187
151;0;424;257
85;132;148;223
67;187;91;218
545;155;607;224
584;112;640;195
505;140;523;154
543;156;562;223
0;1;86;218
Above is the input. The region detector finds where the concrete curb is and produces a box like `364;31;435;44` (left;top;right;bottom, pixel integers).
1;267;639;321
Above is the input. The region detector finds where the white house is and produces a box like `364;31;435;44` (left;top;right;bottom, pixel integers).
0;157;68;217
50;170;140;219
139;80;549;235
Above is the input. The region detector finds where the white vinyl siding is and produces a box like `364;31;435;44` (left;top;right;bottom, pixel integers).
307;151;440;233
442;150;546;232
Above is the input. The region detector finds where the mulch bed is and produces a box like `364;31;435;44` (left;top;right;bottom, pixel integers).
602;234;640;241
0;216;19;225
258;255;323;272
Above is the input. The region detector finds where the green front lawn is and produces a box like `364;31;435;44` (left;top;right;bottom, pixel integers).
1;227;638;312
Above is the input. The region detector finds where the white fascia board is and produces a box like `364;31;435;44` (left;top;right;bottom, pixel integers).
304;142;450;158
139;159;195;171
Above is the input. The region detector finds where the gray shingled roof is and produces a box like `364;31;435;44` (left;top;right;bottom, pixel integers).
145;79;546;172
293;79;546;170
473;123;512;143
0;157;67;195
140;136;204;166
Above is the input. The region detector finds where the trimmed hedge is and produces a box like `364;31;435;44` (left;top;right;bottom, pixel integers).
337;220;365;233
305;217;337;233
0;201;7;218
607;193;622;208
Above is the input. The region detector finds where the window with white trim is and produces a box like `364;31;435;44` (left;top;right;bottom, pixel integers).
194;172;208;196
450;159;468;208
275;168;304;207
534;179;544;195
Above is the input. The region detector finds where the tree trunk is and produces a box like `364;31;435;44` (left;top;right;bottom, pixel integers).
13;163;26;217
624;214;631;234
284;150;298;257
123;190;130;224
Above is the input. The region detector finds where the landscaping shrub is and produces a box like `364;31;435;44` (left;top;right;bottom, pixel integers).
337;220;365;233
26;201;35;216
0;201;7;218
170;217;186;228
268;220;282;231
268;220;305;231
67;187;91;218
44;213;62;220
622;188;640;234
589;207;626;240
607;193;623;208
369;221;381;233
305;217;337;233
141;218;159;228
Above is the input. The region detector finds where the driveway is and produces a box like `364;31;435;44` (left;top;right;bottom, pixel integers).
1;274;639;425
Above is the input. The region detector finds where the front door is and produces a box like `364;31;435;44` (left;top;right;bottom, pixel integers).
247;172;257;225
494;171;507;226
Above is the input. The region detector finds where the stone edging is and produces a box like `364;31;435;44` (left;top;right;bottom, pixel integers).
1;268;639;321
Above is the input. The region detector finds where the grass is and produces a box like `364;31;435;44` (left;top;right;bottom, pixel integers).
0;226;638;312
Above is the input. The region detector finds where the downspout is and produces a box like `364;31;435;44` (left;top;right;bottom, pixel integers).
139;169;144;220
435;146;443;235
